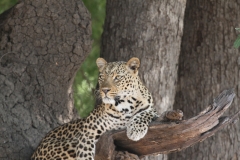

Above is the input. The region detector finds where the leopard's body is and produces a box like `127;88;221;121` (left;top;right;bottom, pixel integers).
31;57;159;160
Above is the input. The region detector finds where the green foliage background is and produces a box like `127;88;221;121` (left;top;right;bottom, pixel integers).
0;0;106;118
74;0;106;117
234;28;240;48
0;0;17;14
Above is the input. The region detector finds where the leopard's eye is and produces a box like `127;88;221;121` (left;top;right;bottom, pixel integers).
114;75;122;81
99;74;104;80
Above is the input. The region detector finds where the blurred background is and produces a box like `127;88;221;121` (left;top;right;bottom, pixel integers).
0;0;106;117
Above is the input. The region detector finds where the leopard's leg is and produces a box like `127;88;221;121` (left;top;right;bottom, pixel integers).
76;138;96;160
126;107;158;141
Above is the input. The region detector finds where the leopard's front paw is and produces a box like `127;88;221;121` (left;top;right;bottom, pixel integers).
126;122;148;141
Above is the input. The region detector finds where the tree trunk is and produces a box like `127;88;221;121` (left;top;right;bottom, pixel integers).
100;0;186;159
0;1;91;159
169;0;240;159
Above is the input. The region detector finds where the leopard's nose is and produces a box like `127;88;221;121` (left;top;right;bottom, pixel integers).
102;88;111;95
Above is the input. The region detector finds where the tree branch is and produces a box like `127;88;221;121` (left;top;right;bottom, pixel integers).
95;89;239;160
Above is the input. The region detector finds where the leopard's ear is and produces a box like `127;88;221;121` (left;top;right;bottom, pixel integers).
96;58;107;72
126;57;140;74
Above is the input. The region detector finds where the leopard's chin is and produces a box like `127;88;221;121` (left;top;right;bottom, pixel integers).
102;97;115;104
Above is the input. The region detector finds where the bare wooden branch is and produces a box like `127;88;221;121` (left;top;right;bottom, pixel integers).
95;89;239;160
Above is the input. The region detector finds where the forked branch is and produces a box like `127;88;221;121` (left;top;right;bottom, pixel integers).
95;89;239;160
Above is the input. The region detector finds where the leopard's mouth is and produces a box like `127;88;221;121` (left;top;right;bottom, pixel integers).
102;96;115;104
103;96;111;100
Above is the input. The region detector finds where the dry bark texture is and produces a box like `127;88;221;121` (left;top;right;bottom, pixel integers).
0;1;91;159
101;1;186;159
169;0;240;159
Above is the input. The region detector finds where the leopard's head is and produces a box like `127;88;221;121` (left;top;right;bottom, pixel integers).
96;57;140;104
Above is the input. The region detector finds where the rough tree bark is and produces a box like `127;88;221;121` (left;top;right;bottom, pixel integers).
100;0;186;159
169;0;240;159
0;1;91;159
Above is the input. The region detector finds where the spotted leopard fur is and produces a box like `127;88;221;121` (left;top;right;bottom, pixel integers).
31;57;159;160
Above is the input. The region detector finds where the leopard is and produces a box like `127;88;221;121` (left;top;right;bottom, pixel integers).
31;57;159;160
